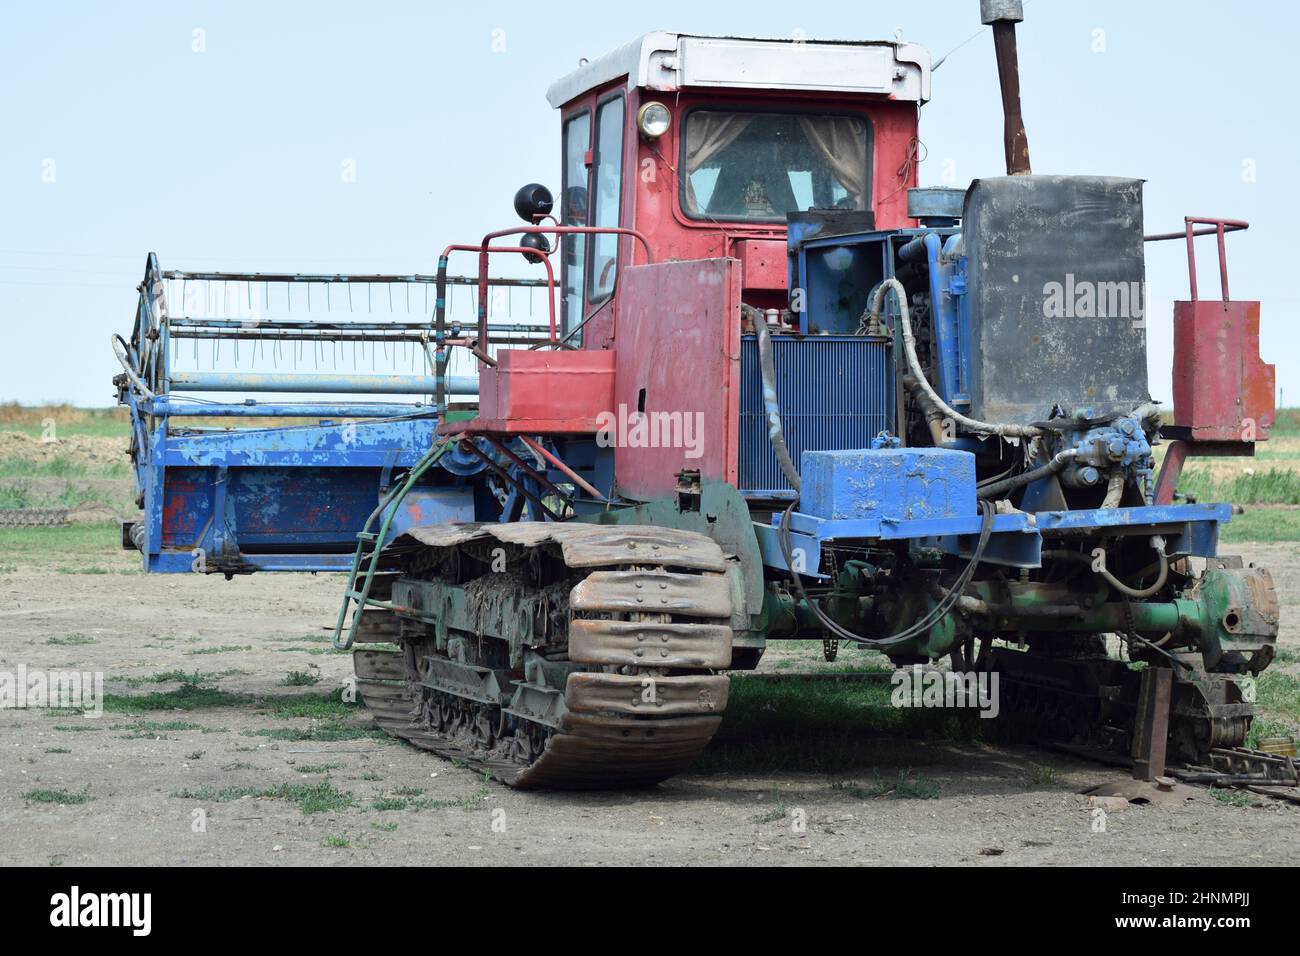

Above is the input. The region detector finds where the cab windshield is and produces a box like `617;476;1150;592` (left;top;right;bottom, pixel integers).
681;110;870;222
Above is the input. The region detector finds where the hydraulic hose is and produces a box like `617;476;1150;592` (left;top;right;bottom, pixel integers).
111;334;156;401
868;278;1046;439
778;496;996;648
976;448;1078;500
1100;470;1126;509
1042;537;1170;600
745;305;802;492
1099;536;1169;599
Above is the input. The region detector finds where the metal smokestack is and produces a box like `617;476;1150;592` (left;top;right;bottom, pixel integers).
981;0;1032;175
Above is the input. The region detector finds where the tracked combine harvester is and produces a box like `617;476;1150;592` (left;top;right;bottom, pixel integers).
115;2;1279;789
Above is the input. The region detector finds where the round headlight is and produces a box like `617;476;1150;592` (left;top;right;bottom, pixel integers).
637;102;671;139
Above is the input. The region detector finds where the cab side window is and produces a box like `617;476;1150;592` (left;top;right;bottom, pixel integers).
560;111;590;339
586;94;625;305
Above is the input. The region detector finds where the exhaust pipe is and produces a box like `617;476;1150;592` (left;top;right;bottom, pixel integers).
981;0;1032;175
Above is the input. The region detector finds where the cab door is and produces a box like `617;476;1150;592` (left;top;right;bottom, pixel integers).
559;85;626;348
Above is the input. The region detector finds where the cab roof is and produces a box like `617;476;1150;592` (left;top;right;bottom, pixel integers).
545;31;931;109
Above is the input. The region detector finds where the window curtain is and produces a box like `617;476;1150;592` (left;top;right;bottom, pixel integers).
797;116;868;208
683;113;752;213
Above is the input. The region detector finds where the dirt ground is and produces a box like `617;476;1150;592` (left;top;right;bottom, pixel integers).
0;534;1296;868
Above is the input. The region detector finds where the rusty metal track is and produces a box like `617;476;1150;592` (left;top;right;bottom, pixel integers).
352;523;734;789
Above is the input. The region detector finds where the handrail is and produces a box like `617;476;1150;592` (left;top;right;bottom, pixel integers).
1145;216;1249;303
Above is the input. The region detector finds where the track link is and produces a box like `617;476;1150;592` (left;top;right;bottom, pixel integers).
351;522;734;789
969;644;1253;763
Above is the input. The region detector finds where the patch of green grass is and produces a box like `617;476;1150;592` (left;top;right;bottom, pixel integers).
322;834;351;848
0;403;130;438
173;780;354;815
1219;507;1300;543
280;668;322;687
43;747;71;754
832;770;940;800
102;684;245;712
22;786;92;805
295;762;343;774
1022;763;1060;787
0;454;128;480
696;674;981;774
1210;788;1258;808
750;797;788;824
0;480;33;508
1254;670;1300;719
1241;671;1300;750
115;669;242;688
262;691;356;720
1180;469;1300;506
184;645;254;656
243;722;383;743
360;772;382;781
52;724;101;732
369;779;490;813
0;474;131;512
370;821;398;832
112;719;206;739
46;633;96;646
0;522;119;560
1245;716;1298;750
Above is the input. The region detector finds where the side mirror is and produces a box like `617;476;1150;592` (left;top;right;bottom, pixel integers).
513;183;554;222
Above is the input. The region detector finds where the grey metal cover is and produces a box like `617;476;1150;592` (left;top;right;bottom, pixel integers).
962;175;1151;424
545;32;931;108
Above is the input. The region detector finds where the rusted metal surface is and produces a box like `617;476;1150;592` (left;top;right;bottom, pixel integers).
469;349;616;434
403;523;493;549
990;21;1031;175
565;673;730;717
1131;666;1173;781
570;568;732;616
558;525;727;571
568;619;733;668
610;258;743;501
352;648;405;681
1172;299;1275;441
557;711;721;741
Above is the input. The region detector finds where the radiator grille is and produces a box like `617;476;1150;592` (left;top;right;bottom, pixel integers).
738;334;892;497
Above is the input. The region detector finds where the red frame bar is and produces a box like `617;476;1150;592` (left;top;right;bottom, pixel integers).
1146;216;1248;303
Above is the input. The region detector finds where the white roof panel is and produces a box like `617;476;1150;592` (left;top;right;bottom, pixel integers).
545;32;931;108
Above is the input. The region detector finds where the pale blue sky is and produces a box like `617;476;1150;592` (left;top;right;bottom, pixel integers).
2;0;1295;407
